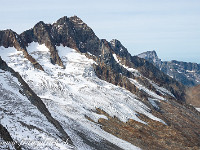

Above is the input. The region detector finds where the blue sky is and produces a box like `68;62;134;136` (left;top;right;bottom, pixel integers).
1;0;200;63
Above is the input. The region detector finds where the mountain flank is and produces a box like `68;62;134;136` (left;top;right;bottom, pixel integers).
0;16;200;150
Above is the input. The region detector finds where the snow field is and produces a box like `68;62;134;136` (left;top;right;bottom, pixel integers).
0;43;171;149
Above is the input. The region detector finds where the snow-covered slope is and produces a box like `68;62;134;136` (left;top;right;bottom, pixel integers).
0;37;200;150
0;41;181;149
0;67;73;150
1;43;169;149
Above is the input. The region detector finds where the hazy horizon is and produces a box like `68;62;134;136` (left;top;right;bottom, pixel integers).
0;0;199;63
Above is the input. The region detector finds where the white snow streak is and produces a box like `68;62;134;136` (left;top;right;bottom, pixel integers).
196;108;200;112
113;53;139;75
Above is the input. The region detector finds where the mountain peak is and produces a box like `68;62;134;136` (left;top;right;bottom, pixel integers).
35;21;46;26
151;50;157;55
110;39;121;45
55;15;84;26
138;50;158;58
138;50;161;65
110;39;129;58
0;29;18;37
56;16;69;25
70;15;82;22
0;29;21;48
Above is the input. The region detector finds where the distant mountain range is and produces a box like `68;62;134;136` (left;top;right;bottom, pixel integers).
138;50;200;86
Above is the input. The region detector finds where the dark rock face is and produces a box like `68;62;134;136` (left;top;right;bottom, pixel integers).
138;51;200;86
57;16;101;56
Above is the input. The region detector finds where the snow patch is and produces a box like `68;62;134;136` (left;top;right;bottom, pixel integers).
129;78;165;101
196;108;200;112
186;70;195;73
148;98;159;109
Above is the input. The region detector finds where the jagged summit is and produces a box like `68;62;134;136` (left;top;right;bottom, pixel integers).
0;16;200;150
34;20;46;26
55;15;83;24
137;50;158;58
56;16;69;23
110;39;129;54
137;50;161;67
70;15;84;23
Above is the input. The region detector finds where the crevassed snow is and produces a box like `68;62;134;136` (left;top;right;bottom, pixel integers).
0;43;168;149
27;42;49;53
0;69;73;150
0;137;16;150
0;46;22;62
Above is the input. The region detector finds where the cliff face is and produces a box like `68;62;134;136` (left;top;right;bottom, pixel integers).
138;51;200;86
0;16;200;150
